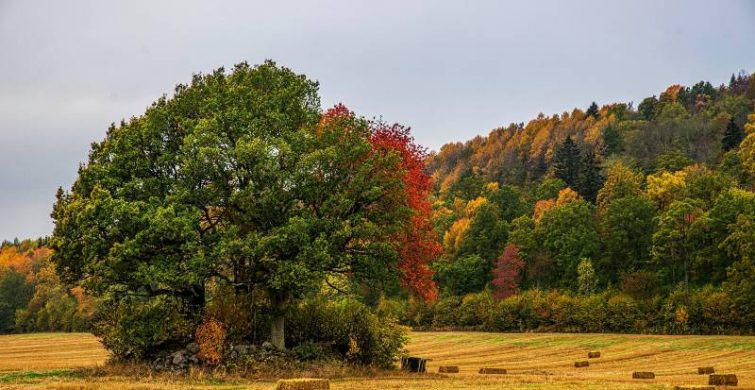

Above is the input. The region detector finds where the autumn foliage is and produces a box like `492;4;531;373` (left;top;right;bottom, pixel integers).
195;318;226;366
492;244;525;300
370;121;441;301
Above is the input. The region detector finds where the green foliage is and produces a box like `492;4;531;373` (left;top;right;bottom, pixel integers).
553;136;581;189
586;102;599;118
655;150;694;172
285;298;407;368
95;296;196;359
457;202;509;263
638;96;658;120
487;185;526;222
535;200;600;288
722;118;744;151
405;286;749;334
434;255;489;296
599;196;655;282
652;198;708;287
577;258;596;295
0;271;33;333
601;124;622;156
596;162;643;209
290;341;331;362
14;262;92;333
576;149;603;202
51;61;417;353
535;178;566;201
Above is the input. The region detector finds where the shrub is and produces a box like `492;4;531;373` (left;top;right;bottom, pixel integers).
458;290;495;328
431;295;462;327
195;318;226;366
95;296;196;360
606;294;640;332
399;287;752;335
286;297;407;368
290;341;331;361
494;297;520;331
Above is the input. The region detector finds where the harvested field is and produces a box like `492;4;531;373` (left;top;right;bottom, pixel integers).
2;332;755;389
0;333;109;372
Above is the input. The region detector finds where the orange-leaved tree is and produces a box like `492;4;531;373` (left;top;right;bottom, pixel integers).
370;121;441;301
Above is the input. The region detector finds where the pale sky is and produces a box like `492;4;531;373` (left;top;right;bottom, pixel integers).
0;0;754;240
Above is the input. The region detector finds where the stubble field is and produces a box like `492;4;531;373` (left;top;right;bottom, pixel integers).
1;331;754;389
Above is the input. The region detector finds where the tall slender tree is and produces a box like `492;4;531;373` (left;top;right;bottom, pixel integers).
576;149;603;203
586;102;599;118
553;135;581;189
722;118;744;151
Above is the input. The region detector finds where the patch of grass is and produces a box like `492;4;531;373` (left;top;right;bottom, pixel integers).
669;337;755;351
0;369;82;383
508;335;626;349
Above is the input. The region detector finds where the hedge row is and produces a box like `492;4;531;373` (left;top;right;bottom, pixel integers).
382;287;753;335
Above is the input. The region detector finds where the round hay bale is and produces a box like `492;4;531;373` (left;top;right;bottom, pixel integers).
673;386;715;390
439;365;459;373
574;361;589;368
708;374;737;386
478;367;507;374
632;371;655;379
697;366;714;375
275;378;330;390
587;351;601;358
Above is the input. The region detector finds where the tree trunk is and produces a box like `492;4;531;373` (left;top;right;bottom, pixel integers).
270;314;285;350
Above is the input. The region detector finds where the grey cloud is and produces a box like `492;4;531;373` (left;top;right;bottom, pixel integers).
0;0;753;240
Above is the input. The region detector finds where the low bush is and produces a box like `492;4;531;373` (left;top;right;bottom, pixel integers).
401;286;749;335
286;297;408;368
195;318;226;366
95;296;196;360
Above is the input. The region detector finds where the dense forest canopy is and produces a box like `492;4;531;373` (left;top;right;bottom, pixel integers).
425;71;755;322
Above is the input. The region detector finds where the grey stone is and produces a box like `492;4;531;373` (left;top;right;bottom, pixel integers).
172;351;186;365
186;342;200;354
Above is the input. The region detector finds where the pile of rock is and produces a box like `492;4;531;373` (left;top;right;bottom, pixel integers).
152;341;287;371
231;341;288;363
152;342;201;371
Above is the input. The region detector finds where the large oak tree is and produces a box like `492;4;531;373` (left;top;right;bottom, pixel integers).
52;62;426;352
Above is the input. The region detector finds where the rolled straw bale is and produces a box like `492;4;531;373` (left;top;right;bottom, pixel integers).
697;367;715;375
275;378;330;390
673;386;715;390
574;361;589;368
478;367;507;374
708;374;737;386
587;351;601;358
632;371;655;379
439;366;459;373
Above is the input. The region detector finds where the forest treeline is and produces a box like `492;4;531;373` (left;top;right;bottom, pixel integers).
0;238;95;333
415;71;755;332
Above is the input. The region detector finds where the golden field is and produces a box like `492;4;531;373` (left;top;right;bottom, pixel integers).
1;331;754;389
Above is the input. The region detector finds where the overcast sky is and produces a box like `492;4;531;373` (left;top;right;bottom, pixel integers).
0;0;753;241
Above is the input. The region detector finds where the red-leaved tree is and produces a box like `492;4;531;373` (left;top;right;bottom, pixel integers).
492;243;525;300
370;121;441;301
